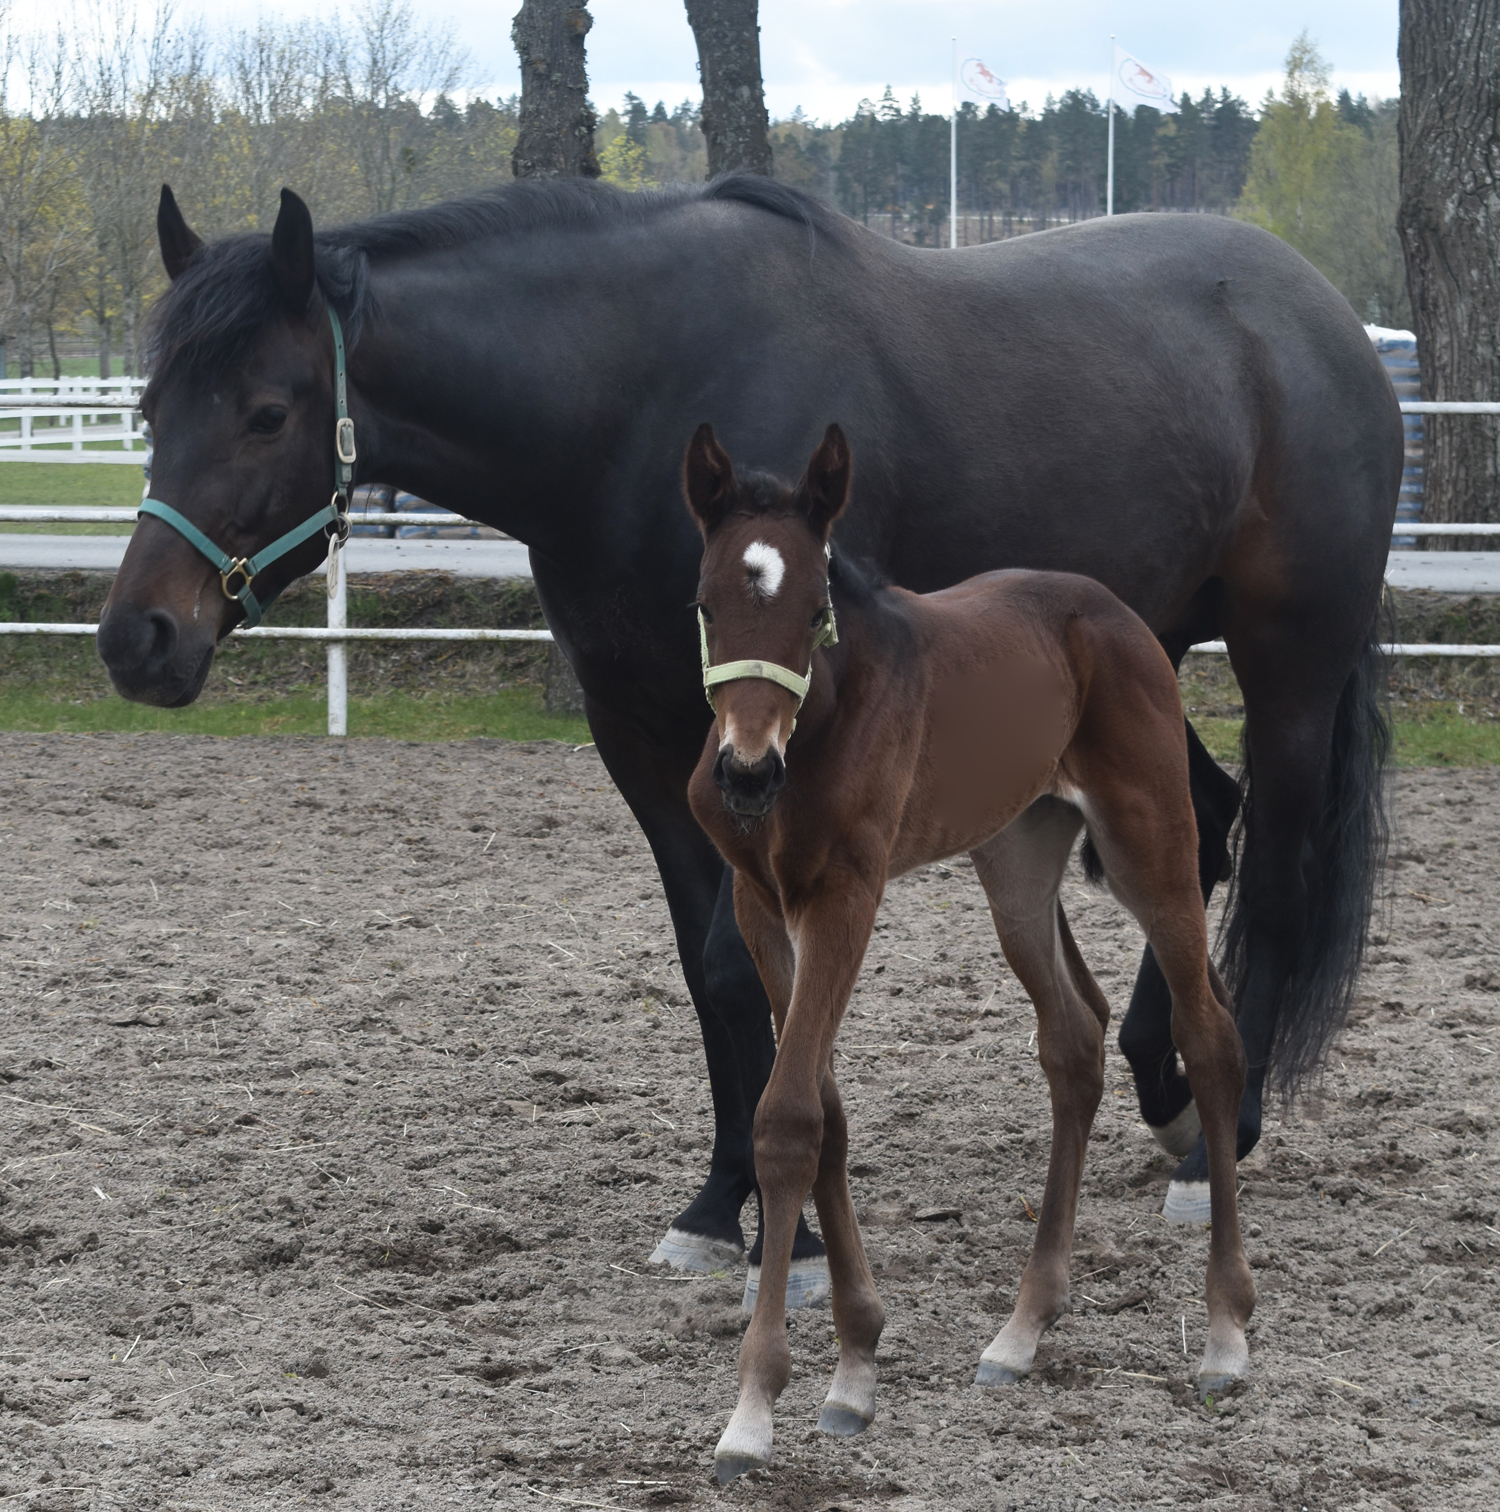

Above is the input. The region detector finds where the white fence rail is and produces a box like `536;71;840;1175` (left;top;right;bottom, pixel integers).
2;391;1499;734
0;406;146;461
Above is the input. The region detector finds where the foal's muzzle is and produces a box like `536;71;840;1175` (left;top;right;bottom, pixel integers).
713;744;787;818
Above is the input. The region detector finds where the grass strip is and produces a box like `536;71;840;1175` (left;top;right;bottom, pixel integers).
1193;710;1500;768
0;686;591;744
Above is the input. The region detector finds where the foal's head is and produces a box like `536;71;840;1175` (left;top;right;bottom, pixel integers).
683;423;851;818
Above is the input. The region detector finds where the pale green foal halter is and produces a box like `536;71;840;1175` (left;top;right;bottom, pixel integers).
699;591;839;727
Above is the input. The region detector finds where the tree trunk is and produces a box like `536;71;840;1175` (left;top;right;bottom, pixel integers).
1398;0;1500;535
99;320;111;381
47;322;60;381
684;0;772;176
510;0;601;180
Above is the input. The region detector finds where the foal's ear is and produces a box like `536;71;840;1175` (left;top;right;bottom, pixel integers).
270;188;317;313
157;186;203;282
682;422;737;535
798;424;852;539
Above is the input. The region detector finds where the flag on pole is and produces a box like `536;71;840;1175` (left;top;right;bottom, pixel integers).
1112;45;1179;114
959;58;1010;110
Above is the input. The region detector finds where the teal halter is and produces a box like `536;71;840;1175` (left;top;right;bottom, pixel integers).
136;305;356;629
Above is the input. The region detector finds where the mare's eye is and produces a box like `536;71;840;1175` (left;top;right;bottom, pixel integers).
694;602;713;624
249;406;287;435
809;608;828;628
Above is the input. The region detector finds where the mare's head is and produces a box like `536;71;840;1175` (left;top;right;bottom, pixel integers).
683;423;851;819
98;187;348;705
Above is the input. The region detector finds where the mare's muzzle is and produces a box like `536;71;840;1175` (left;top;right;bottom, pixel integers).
97;601;217;707
713;744;787;818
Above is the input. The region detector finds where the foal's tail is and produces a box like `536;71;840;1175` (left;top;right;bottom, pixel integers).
1219;627;1392;1099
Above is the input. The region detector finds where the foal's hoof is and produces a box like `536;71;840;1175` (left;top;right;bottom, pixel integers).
649;1226;743;1273
741;1256;832;1313
1196;1371;1244;1403
817;1402;873;1438
1147;1100;1202;1158
974;1359;1026;1387
1162;1179;1212;1224
714;1452;768;1486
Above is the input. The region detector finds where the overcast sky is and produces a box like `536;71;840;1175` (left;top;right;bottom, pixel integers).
181;0;1400;124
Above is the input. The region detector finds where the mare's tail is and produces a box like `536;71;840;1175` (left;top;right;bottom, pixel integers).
1219;626;1392;1098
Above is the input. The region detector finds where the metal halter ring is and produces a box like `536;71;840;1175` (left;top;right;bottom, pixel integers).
220;558;255;600
326;494;352;547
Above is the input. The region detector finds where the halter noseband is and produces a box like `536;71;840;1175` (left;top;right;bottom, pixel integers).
136;305;356;629
699;558;840;729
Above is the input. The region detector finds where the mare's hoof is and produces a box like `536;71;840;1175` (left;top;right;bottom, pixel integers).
1197;1371;1244;1403
649;1226;744;1273
741;1256;831;1313
1147;1100;1202;1158
817;1403;873;1438
974;1359;1026;1387
714;1452;767;1486
1162;1179;1212;1224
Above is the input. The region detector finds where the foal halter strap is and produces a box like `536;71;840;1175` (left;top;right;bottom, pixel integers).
698;597;840;722
136;306;356;630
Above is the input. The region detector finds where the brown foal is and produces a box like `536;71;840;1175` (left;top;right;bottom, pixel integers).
682;423;1255;1483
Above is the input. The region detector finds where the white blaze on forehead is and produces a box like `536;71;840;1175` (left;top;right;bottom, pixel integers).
742;540;785;600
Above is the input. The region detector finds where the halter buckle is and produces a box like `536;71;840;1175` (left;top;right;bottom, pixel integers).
221;558;255;600
335;417;357;466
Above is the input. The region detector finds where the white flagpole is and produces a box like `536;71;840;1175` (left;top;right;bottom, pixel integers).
1106;35;1115;216
950;38;958;248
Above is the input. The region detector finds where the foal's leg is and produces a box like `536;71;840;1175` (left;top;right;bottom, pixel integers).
715;874;881;1482
969;798;1106;1385
1117;721;1241;1156
811;1056;884;1436
1083;788;1255;1395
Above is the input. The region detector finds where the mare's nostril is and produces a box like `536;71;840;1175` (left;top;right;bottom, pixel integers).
144;609;179;668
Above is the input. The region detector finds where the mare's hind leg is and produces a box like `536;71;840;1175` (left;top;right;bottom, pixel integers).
1164;629;1382;1223
969;798;1108;1386
1082;784;1254;1394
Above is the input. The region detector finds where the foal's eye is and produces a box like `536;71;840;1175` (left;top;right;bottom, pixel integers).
249;406;287;435
693;601;713;624
809;608;828;628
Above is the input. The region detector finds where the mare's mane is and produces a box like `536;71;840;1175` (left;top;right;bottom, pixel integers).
144;174;847;388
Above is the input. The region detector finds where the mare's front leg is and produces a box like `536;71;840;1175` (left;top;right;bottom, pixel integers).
970;801;1106;1385
582;700;764;1267
715;873;881;1483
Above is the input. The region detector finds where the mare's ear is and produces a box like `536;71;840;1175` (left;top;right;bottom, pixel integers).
798;424;852;539
157;186;203;282
682;422;737;536
270;187;317;313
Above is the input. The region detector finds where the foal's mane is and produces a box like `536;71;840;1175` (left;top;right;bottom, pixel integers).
144;174;847;385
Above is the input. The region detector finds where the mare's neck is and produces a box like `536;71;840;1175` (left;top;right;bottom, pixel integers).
342;227;698;572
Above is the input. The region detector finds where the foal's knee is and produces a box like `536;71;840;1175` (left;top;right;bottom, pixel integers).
752;1096;823;1194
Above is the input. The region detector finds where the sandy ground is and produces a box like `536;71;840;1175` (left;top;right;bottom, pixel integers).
0;733;1497;1512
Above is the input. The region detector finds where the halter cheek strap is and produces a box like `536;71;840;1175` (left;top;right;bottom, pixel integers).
136;306;356;630
699;600;839;730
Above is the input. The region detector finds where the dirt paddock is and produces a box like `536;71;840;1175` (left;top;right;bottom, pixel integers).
1;733;1497;1512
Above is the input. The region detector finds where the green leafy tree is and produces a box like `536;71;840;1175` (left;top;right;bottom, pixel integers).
1237;33;1406;324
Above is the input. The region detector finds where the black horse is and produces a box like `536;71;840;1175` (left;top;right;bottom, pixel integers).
98;176;1399;1287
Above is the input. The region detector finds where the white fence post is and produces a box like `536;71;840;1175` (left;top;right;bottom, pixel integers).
327;555;348;736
